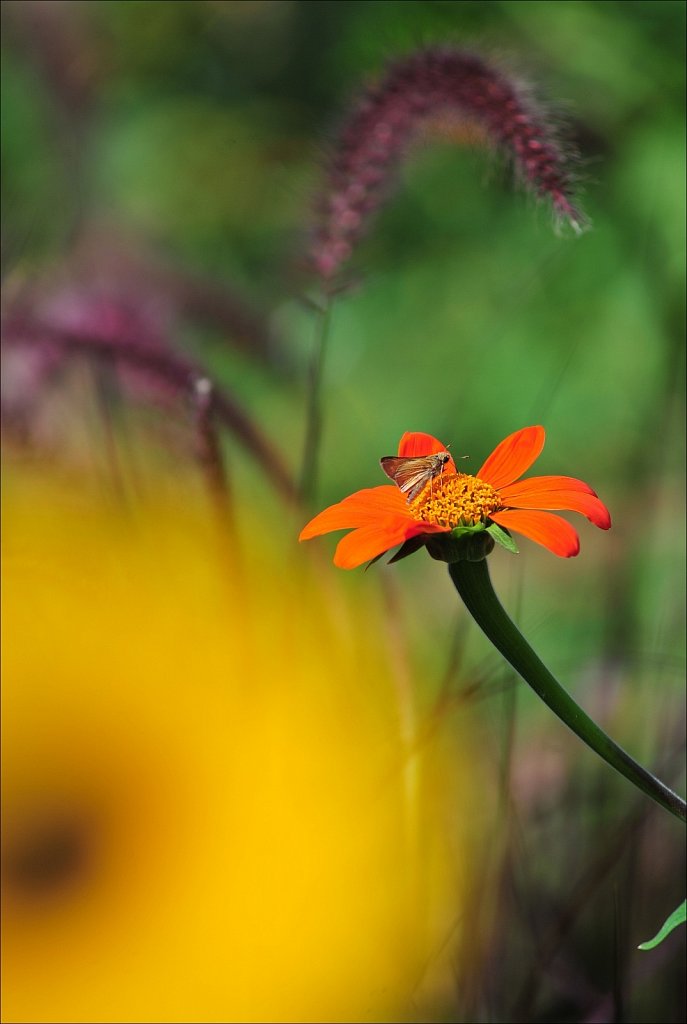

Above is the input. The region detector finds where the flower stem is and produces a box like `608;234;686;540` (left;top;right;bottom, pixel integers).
299;297;333;503
448;558;686;823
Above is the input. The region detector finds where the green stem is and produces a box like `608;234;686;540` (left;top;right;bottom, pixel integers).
299;297;333;504
449;558;686;824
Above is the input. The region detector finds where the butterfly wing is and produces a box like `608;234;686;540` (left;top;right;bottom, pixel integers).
380;456;434;500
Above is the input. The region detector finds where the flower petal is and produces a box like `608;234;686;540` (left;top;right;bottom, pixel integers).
491;509;580;558
498;478;611;529
499;475;595;498
398;432;450;458
333;516;448;569
299;486;406;540
333;520;415;569
478;426;545;490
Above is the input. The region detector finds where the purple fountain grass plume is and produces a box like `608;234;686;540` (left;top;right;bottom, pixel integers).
311;46;585;283
152;264;283;370
62;227;284;369
2;305;297;503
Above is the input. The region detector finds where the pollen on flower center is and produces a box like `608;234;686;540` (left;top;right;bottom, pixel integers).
409;473;500;529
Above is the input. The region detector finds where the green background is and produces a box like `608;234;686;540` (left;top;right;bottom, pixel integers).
2;2;685;1021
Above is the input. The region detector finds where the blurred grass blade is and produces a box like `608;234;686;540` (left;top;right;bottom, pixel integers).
638;900;686;951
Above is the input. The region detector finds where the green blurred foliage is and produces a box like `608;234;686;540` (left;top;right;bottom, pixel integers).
2;3;685;1019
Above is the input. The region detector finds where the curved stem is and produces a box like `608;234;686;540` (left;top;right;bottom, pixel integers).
449;558;686;824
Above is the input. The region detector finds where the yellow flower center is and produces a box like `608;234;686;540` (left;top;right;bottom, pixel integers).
408;473;500;529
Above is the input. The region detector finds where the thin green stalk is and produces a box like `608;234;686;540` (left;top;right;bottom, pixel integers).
299;297;333;503
448;558;686;824
193;377;235;534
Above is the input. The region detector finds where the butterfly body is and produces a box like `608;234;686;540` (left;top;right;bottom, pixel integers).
380;451;452;502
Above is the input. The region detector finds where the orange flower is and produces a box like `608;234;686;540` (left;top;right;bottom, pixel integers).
299;426;611;568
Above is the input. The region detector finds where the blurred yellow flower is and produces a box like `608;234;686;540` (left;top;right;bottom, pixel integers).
2;469;484;1023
